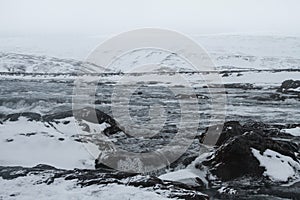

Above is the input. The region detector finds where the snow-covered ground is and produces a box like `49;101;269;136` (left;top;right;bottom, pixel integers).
0;176;171;200
283;127;300;137
0;116;107;169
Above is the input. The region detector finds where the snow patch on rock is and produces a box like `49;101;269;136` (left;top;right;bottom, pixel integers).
251;148;300;182
282;127;300;137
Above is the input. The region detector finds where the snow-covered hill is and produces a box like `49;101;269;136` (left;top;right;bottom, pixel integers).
0;52;108;74
1;35;300;73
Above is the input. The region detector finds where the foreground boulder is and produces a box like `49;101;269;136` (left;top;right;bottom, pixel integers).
201;121;300;181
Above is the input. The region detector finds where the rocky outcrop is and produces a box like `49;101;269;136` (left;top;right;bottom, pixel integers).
277;79;300;93
202;121;300;181
4;112;42;121
1;107;124;136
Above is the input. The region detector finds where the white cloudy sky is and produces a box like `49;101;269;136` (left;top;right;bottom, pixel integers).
0;0;299;36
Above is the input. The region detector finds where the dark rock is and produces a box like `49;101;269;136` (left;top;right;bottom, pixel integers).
33;164;58;170
43;110;73;121
253;93;286;101
286;123;300;129
277;79;300;93
74;138;86;143
19;132;37;137
224;83;263;90
215;121;244;146
242;120;268;132
4;108;123;136
269;93;286;101
94;100;110;104
200;121;243;146
202;120;300;181
43;107;124;135
204;131;266;181
4;112;41;122
73;107;121;129
103;125;123;136
62;120;70;125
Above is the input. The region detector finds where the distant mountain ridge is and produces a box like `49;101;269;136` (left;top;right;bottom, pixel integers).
1;50;300;75
0;52;108;74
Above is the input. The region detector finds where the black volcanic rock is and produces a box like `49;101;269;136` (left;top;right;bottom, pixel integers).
215;121;244;146
205;131;266;181
202;121;300;181
200;121;243;146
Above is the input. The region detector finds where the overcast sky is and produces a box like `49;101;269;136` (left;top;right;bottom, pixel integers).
0;0;299;36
